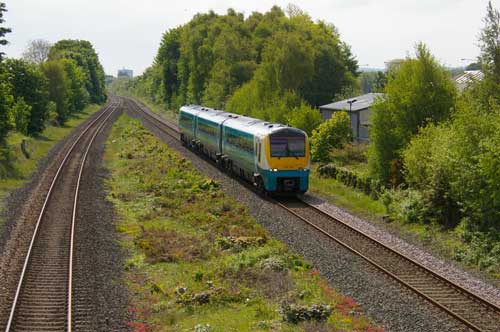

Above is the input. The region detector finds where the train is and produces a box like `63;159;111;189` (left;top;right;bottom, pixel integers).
178;105;310;194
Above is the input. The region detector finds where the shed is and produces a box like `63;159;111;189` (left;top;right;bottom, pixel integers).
319;93;384;142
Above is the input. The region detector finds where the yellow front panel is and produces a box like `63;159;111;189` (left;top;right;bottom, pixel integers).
264;136;310;170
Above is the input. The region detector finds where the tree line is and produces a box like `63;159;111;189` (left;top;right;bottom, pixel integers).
111;5;359;136
0;2;106;146
366;2;500;268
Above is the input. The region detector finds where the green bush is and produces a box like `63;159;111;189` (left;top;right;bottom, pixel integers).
380;189;430;224
279;303;332;323
310;111;351;162
287;103;322;136
368;43;456;185
318;163;382;198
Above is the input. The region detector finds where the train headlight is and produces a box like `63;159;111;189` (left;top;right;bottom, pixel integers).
271;168;278;172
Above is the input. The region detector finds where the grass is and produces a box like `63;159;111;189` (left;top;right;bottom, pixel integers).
0;104;102;229
309;164;386;221
104;114;383;332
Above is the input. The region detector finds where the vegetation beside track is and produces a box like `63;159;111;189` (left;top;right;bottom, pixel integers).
105;115;382;332
0;103;101;229
309;163;500;281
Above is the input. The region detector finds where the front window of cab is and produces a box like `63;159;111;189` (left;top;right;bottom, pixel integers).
269;129;306;157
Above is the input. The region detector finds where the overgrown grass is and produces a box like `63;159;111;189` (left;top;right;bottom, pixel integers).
0;104;101;229
309;164;386;221
105;115;383;332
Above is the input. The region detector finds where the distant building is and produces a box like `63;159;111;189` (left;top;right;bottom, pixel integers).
319;93;384;142
454;70;483;92
117;68;133;78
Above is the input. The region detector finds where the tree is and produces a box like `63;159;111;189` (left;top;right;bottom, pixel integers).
476;1;500;106
4;59;49;135
131;5;358;114
61;58;89;113
42;60;70;125
368;43;457;184
9;97;31;135
22;39;51;64
288;104;322;136
310;111;351;162
49;39;106;103
0;64;13;143
0;1;11;62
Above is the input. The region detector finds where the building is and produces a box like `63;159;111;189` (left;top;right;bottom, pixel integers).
454;70;483;92
319;93;384;142
117;68;133;78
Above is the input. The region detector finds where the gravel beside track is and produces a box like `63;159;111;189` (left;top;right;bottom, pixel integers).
302;194;500;307
0;102;128;331
72;108;128;331
125;98;475;332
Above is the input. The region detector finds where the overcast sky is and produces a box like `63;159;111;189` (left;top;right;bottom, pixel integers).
3;0;498;76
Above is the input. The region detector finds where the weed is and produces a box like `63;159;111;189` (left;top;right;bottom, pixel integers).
105;115;381;331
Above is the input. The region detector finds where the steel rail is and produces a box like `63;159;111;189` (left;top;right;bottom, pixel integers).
300;198;500;312
124;96;500;332
4;101;119;332
273;197;499;332
67;101;120;332
124;97;180;136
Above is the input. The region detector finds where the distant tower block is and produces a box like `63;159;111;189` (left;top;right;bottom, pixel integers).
117;68;133;78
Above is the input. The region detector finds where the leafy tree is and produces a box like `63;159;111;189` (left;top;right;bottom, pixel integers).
130;5;358;117
0;64;13;143
42;60;70;125
368;43;457;184
0;2;11;62
22;39;51;64
465;62;480;71
403;98;500;232
288;104;322;136
61;58;89;113
49;39;106;103
475;1;500;107
4;59;50;135
10;97;31;134
310;111;351;162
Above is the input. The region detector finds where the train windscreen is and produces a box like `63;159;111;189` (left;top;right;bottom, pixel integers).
270;130;305;157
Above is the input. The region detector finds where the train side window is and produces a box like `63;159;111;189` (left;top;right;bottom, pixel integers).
258;142;261;162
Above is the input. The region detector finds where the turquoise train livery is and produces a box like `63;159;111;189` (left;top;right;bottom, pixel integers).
178;105;310;193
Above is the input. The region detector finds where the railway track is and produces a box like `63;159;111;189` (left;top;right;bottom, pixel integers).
4;100;120;332
127;97;500;332
274;197;500;332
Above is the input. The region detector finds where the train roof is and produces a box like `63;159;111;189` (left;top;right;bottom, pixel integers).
180;105;306;137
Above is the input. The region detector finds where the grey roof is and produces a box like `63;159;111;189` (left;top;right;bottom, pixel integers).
454;70;483;92
320;93;384;112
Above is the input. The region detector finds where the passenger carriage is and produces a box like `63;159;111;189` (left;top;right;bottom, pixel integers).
179;105;310;193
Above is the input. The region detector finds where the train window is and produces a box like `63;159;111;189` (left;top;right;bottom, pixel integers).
270;130;305;157
226;130;253;153
179;113;193;129
198;120;217;136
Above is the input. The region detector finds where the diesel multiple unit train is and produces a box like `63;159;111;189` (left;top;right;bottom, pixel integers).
178;105;310;193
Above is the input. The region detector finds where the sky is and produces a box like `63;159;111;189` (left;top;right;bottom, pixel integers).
3;0;498;76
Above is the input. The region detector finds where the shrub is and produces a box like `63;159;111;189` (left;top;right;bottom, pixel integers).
310;111;351;162
380;188;430;224
368;43;456;185
279;303;332;323
318;164;382;198
287;103;322;136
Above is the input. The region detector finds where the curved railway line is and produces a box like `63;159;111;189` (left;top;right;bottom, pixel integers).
4;100;120;332
126;97;500;332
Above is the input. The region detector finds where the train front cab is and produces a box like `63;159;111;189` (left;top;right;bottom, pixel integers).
257;128;310;193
